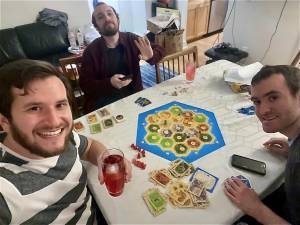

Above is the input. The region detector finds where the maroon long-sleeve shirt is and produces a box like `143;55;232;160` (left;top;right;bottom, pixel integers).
80;32;165;113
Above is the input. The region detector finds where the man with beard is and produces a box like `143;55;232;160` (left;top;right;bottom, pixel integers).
224;65;300;225
0;59;132;225
80;2;165;113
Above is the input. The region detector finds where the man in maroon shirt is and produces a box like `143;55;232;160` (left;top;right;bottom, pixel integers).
80;2;165;113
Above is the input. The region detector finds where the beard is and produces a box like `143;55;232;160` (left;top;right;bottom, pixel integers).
10;121;72;158
99;22;119;36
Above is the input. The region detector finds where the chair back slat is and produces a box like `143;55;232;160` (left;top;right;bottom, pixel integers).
155;46;198;83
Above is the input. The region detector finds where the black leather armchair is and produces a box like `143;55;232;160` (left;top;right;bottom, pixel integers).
0;22;72;67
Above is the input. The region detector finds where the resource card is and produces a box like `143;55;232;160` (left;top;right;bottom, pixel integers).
190;167;219;193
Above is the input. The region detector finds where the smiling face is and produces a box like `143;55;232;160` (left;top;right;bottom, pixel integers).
251;73;300;137
1;76;73;159
93;3;119;36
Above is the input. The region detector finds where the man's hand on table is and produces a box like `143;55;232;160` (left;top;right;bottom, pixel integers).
223;178;262;217
111;74;132;89
97;156;132;185
263;138;289;158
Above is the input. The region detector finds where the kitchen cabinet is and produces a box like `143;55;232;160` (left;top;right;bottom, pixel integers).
186;0;210;42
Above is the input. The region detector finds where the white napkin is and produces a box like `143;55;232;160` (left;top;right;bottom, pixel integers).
224;62;263;85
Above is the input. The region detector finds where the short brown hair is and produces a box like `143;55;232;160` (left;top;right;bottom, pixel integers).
0;59;73;119
251;65;300;96
92;2;119;28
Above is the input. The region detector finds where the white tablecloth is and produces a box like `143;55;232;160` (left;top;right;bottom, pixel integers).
78;60;286;225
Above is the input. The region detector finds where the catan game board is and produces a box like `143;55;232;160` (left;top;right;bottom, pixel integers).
136;101;225;163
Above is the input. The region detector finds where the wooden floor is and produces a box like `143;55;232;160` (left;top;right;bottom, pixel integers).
187;32;223;66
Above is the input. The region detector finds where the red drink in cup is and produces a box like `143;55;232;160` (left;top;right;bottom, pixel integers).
102;149;125;197
186;61;196;82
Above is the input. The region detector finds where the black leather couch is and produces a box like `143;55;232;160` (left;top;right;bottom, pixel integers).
0;22;72;67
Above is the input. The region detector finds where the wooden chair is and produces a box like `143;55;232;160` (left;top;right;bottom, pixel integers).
59;55;84;118
155;46;199;83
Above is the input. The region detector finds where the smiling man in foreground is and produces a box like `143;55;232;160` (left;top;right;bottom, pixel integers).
224;65;300;225
0;59;131;224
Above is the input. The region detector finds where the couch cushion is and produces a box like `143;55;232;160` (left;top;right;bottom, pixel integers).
0;28;27;67
15;22;69;59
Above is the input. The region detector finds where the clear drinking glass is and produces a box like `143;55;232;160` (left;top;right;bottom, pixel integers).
101;148;125;197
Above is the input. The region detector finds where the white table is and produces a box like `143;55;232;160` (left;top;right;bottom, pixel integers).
78;60;286;225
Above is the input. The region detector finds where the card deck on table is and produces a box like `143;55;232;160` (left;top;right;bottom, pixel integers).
188;177;205;197
87;114;98;124
97;108;110;117
113;114;125;123
89;123;101;134
169;159;193;178
190;167;219;193
135;97;143;104
73;121;85;132
149;169;172;187
140;98;151;107
134;97;151;107
143;188;167;216
102;118;114;129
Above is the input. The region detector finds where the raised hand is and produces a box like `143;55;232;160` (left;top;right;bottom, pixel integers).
263;137;289;157
134;36;153;61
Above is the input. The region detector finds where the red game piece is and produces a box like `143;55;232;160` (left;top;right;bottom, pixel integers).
132;159;146;170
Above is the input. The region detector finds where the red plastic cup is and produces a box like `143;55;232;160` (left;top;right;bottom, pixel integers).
102;148;125;197
185;61;196;82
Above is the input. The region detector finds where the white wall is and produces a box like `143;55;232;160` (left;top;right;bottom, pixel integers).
223;0;300;65
0;0;91;30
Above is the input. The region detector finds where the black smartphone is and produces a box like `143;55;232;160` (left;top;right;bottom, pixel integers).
119;74;133;81
231;154;266;176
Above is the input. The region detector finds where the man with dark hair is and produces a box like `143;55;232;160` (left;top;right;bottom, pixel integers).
0;59;132;224
80;2;165;112
224;65;300;225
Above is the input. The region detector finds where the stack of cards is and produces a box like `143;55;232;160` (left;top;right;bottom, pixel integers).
149;169;173;187
188;177;209;208
86;113;101;134
168;159;194;178
97;108;110;117
190;167;219;193
102;118;114;129
135;97;152;107
73;121;85;132
113;114;125;123
143;188;167;216
166;179;209;209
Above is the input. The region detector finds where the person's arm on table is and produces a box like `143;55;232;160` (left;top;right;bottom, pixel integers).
81;138;132;184
224;178;290;225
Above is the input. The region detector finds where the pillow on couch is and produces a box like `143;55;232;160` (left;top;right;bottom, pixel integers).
15;22;69;59
0;28;28;66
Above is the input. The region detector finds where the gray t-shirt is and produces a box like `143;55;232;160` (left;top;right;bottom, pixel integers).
0;131;94;225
